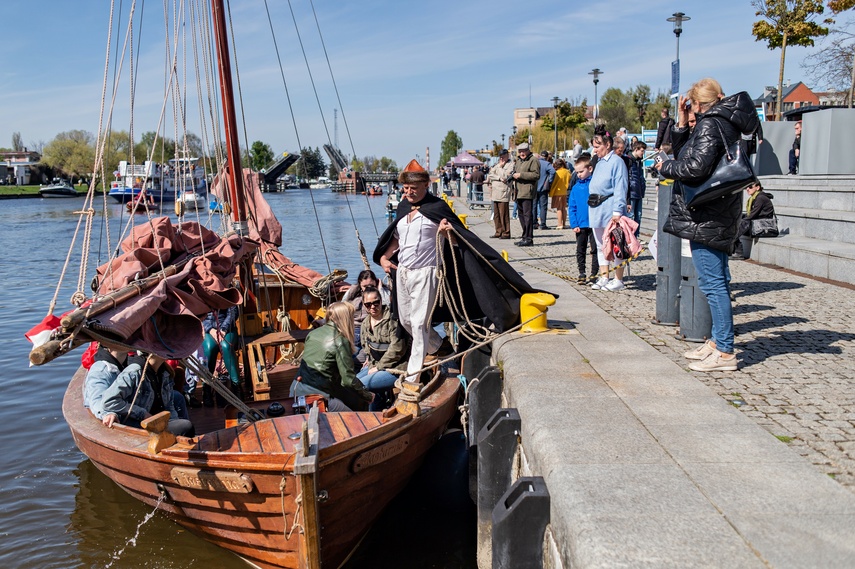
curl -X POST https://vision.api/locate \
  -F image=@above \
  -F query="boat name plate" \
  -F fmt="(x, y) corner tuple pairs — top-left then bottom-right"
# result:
(170, 467), (255, 493)
(352, 435), (410, 473)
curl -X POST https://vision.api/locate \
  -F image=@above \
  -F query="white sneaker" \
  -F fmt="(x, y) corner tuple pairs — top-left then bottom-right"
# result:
(603, 279), (626, 292)
(684, 340), (716, 360)
(688, 350), (738, 372)
(591, 276), (609, 290)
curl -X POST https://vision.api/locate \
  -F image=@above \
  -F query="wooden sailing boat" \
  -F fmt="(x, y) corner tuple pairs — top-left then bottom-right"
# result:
(28, 2), (461, 567)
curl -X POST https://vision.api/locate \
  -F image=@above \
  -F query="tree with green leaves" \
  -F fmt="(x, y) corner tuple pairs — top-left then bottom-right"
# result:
(41, 130), (96, 180)
(439, 130), (462, 167)
(249, 140), (275, 172)
(293, 147), (326, 179)
(752, 0), (832, 120)
(136, 131), (176, 163)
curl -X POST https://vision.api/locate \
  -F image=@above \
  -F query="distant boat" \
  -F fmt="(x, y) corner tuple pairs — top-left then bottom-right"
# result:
(108, 158), (208, 203)
(309, 176), (330, 189)
(39, 179), (80, 198)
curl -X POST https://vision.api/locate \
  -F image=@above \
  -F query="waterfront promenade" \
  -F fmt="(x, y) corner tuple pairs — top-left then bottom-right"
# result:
(452, 194), (855, 567)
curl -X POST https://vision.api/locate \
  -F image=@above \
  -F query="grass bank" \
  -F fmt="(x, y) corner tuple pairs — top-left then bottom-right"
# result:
(0, 184), (97, 197)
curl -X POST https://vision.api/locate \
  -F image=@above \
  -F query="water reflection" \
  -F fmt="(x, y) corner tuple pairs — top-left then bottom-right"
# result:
(69, 459), (246, 569)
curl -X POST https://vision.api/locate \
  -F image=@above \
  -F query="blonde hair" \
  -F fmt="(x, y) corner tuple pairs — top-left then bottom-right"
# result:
(325, 302), (356, 352)
(687, 78), (724, 112)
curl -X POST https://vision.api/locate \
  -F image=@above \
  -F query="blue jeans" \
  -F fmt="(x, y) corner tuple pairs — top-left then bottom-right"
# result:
(536, 190), (549, 227)
(630, 197), (643, 237)
(357, 368), (398, 411)
(690, 241), (734, 354)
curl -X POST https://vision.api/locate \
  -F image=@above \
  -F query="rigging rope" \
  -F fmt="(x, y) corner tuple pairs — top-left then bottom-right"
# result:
(260, 0), (332, 274)
(285, 0), (373, 266)
(307, 0), (380, 238)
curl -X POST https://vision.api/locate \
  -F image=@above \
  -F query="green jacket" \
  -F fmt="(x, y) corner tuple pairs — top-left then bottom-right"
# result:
(361, 307), (409, 373)
(293, 322), (372, 409)
(512, 153), (540, 199)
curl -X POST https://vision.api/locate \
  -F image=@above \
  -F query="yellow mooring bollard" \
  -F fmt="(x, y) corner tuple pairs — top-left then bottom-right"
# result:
(520, 292), (556, 333)
(457, 213), (468, 229)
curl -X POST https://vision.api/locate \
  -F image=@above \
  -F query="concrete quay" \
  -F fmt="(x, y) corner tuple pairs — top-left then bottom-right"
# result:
(451, 196), (855, 568)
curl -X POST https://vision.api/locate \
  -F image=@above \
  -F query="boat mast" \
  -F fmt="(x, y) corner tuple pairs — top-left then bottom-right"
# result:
(211, 0), (248, 233)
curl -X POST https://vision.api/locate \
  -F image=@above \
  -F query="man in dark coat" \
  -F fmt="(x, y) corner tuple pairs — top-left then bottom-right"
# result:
(374, 159), (544, 379)
(654, 107), (674, 151)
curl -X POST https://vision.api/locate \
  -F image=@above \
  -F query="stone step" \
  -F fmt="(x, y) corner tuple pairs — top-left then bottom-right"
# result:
(751, 235), (855, 284)
(775, 206), (855, 244)
(759, 175), (855, 211)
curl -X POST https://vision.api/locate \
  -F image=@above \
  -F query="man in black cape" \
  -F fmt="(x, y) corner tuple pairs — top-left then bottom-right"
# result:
(374, 159), (548, 379)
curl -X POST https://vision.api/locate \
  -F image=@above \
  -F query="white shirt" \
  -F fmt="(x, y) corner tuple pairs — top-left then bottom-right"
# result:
(396, 210), (439, 269)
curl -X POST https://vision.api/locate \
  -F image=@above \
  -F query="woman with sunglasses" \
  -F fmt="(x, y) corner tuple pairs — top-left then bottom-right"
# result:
(356, 286), (409, 411)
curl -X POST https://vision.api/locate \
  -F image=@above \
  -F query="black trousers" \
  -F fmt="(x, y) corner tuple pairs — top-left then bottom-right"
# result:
(516, 198), (533, 241)
(575, 227), (599, 276)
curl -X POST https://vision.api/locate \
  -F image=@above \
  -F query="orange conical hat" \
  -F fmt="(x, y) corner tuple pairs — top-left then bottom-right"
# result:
(402, 159), (426, 173)
(399, 158), (430, 184)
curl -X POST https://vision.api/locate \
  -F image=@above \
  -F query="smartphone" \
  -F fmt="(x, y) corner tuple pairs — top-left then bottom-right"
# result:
(653, 151), (669, 164)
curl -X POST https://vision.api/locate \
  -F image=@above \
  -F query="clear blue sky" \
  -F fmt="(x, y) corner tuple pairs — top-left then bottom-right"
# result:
(0, 0), (825, 169)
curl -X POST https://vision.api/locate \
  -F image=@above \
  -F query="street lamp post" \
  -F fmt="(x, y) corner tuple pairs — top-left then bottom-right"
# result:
(511, 126), (517, 155)
(666, 12), (690, 118)
(588, 68), (603, 124)
(501, 134), (505, 150)
(527, 114), (533, 145)
(551, 96), (560, 157)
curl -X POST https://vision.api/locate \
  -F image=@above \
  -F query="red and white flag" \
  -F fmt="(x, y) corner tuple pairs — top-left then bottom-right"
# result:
(25, 314), (62, 348)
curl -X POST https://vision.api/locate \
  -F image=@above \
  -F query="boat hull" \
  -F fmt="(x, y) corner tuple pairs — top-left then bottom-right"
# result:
(64, 367), (460, 568)
(39, 185), (80, 198)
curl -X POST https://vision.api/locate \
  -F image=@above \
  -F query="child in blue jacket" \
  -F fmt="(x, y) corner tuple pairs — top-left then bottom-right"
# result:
(568, 154), (600, 283)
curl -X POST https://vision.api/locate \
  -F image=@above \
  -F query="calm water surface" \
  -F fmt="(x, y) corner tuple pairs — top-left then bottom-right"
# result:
(0, 191), (474, 568)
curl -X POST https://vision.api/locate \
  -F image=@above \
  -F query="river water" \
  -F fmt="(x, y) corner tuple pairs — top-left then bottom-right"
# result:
(0, 190), (474, 569)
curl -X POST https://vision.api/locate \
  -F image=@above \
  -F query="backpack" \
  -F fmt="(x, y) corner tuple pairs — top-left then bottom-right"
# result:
(610, 226), (632, 260)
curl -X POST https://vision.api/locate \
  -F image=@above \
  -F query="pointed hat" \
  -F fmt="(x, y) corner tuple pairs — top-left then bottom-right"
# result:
(399, 158), (430, 184)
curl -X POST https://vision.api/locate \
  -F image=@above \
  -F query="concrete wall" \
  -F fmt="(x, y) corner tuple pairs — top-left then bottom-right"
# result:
(801, 108), (855, 175)
(754, 121), (792, 176)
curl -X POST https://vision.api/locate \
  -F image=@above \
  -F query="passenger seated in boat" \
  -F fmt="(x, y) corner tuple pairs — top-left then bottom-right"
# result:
(101, 353), (196, 437)
(342, 269), (391, 364)
(356, 286), (409, 411)
(291, 302), (374, 412)
(202, 306), (241, 406)
(83, 345), (130, 421)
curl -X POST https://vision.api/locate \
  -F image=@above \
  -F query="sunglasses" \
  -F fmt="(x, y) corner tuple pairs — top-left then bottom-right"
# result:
(364, 300), (381, 308)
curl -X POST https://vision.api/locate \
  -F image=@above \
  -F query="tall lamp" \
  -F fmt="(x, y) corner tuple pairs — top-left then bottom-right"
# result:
(551, 96), (560, 156)
(527, 114), (533, 145)
(589, 68), (603, 124)
(666, 12), (690, 118)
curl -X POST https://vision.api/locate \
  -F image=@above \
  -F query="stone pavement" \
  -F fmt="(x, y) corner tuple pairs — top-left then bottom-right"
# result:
(457, 197), (855, 493)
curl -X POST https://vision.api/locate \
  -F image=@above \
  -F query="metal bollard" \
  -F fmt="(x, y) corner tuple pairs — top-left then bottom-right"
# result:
(476, 408), (521, 569)
(653, 182), (681, 326)
(466, 365), (503, 501)
(492, 477), (550, 569)
(678, 239), (712, 343)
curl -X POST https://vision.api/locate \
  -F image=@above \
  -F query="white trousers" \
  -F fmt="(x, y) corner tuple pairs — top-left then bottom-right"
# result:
(397, 265), (443, 378)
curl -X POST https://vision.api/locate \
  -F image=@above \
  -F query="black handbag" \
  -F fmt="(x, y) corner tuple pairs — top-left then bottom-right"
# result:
(750, 216), (779, 238)
(587, 193), (610, 207)
(682, 120), (757, 207)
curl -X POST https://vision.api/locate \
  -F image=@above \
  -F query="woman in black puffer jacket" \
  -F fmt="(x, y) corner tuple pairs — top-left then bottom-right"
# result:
(657, 78), (760, 373)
